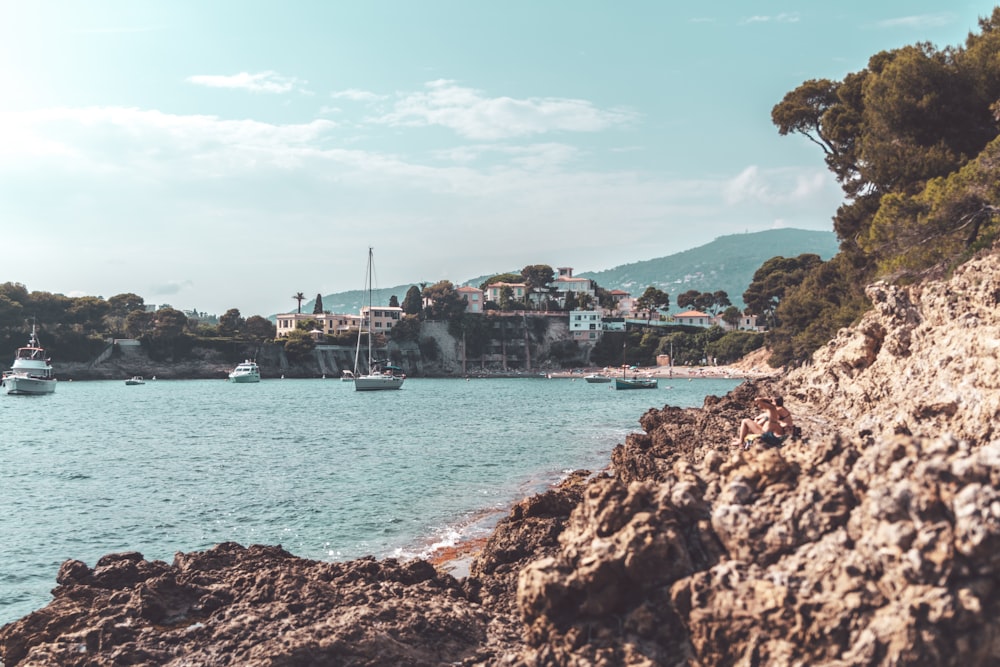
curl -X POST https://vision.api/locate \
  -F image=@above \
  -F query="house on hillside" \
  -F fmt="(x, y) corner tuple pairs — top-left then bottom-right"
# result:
(456, 286), (484, 313)
(670, 310), (763, 331)
(672, 310), (713, 327)
(483, 282), (526, 304)
(552, 268), (595, 305)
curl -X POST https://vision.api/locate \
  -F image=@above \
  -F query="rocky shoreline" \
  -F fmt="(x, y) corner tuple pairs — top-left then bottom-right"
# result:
(4, 247), (1000, 665)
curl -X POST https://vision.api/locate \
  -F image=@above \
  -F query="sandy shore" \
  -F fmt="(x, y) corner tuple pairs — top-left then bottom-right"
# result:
(545, 364), (779, 380)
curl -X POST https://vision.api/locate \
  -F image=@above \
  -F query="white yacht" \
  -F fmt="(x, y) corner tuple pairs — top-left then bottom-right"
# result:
(2, 324), (56, 395)
(228, 360), (261, 383)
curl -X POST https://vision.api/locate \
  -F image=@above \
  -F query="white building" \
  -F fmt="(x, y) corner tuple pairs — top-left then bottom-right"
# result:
(569, 309), (602, 341)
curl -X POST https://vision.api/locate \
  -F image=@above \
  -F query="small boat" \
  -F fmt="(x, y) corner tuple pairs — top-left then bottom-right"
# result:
(229, 360), (261, 383)
(341, 370), (355, 382)
(614, 362), (657, 390)
(125, 376), (145, 386)
(353, 248), (404, 392)
(584, 373), (612, 384)
(614, 376), (658, 390)
(2, 323), (56, 395)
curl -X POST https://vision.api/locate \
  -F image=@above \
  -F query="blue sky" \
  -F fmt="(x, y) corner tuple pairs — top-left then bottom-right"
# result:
(0, 1), (995, 317)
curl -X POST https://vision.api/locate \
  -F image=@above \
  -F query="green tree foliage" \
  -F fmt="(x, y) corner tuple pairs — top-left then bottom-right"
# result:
(125, 310), (155, 338)
(721, 306), (742, 328)
(521, 264), (554, 307)
(742, 254), (824, 329)
(282, 329), (315, 360)
(497, 286), (515, 311)
(422, 280), (467, 321)
(479, 273), (523, 290)
(313, 293), (324, 314)
(0, 294), (24, 325)
(402, 285), (423, 315)
(862, 135), (1000, 277)
(67, 297), (110, 332)
(244, 315), (276, 342)
(390, 314), (421, 342)
(31, 291), (73, 326)
(107, 293), (145, 319)
(292, 292), (305, 314)
(105, 293), (145, 336)
(675, 290), (728, 314)
(705, 331), (765, 364)
(388, 294), (399, 308)
(676, 290), (700, 310)
(577, 292), (595, 310)
(766, 254), (869, 366)
(218, 308), (244, 337)
(564, 291), (579, 311)
(521, 264), (554, 289)
(635, 286), (670, 321)
(152, 308), (188, 339)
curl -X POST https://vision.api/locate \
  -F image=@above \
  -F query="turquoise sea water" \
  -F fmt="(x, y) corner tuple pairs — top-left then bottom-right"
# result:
(0, 376), (741, 625)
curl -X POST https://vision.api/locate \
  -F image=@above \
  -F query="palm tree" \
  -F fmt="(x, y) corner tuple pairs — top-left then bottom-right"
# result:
(293, 292), (305, 314)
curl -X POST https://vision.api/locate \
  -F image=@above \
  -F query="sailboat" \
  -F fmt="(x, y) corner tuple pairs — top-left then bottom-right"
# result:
(353, 248), (405, 391)
(613, 334), (657, 390)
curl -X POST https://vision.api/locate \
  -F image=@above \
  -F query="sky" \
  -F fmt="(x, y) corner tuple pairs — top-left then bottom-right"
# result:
(1, 1), (997, 317)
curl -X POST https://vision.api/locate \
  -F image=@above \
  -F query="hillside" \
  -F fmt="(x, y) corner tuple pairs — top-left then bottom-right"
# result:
(578, 227), (838, 310)
(299, 228), (838, 316)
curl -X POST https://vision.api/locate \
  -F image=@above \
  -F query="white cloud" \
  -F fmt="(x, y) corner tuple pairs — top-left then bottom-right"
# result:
(723, 165), (833, 206)
(743, 13), (800, 24)
(187, 71), (308, 94)
(432, 142), (579, 170)
(874, 13), (952, 30)
(0, 107), (337, 173)
(331, 88), (388, 102)
(372, 79), (638, 140)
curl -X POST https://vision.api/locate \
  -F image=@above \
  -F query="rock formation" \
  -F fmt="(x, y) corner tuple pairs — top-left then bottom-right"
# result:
(5, 247), (1000, 665)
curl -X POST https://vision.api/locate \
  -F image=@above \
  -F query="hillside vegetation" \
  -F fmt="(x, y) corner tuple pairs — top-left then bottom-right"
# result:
(307, 228), (838, 316)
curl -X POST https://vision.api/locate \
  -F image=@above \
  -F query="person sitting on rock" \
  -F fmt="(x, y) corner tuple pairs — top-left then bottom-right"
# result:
(733, 396), (790, 449)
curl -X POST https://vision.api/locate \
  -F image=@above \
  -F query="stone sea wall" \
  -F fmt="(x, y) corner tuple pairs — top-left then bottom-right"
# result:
(5, 247), (1000, 665)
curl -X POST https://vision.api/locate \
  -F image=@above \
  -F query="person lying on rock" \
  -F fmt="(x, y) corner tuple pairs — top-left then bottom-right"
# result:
(733, 396), (792, 449)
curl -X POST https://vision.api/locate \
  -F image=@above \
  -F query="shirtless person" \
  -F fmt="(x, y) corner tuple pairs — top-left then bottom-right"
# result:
(733, 396), (790, 448)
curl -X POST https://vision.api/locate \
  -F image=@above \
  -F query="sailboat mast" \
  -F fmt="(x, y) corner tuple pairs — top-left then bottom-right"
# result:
(367, 247), (374, 370)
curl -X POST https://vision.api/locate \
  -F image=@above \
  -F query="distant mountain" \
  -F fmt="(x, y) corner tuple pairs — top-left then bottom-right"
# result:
(578, 228), (839, 311)
(294, 228), (838, 316)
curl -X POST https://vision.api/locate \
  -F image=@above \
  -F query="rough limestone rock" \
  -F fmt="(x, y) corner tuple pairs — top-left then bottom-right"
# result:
(7, 246), (1000, 666)
(0, 543), (502, 666)
(506, 246), (1000, 665)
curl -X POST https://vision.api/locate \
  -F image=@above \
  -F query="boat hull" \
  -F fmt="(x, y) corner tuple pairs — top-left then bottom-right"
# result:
(3, 375), (57, 395)
(229, 374), (260, 383)
(585, 375), (611, 383)
(614, 378), (658, 390)
(354, 375), (404, 391)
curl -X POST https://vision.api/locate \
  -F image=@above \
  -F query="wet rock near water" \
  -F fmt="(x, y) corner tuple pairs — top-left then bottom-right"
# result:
(1, 543), (505, 666)
(7, 246), (1000, 665)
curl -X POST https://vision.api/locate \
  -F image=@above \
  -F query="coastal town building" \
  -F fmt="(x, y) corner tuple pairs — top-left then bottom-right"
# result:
(551, 267), (595, 305)
(568, 310), (602, 341)
(456, 286), (484, 313)
(276, 312), (361, 338)
(483, 282), (526, 304)
(673, 310), (713, 327)
(361, 305), (402, 332)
